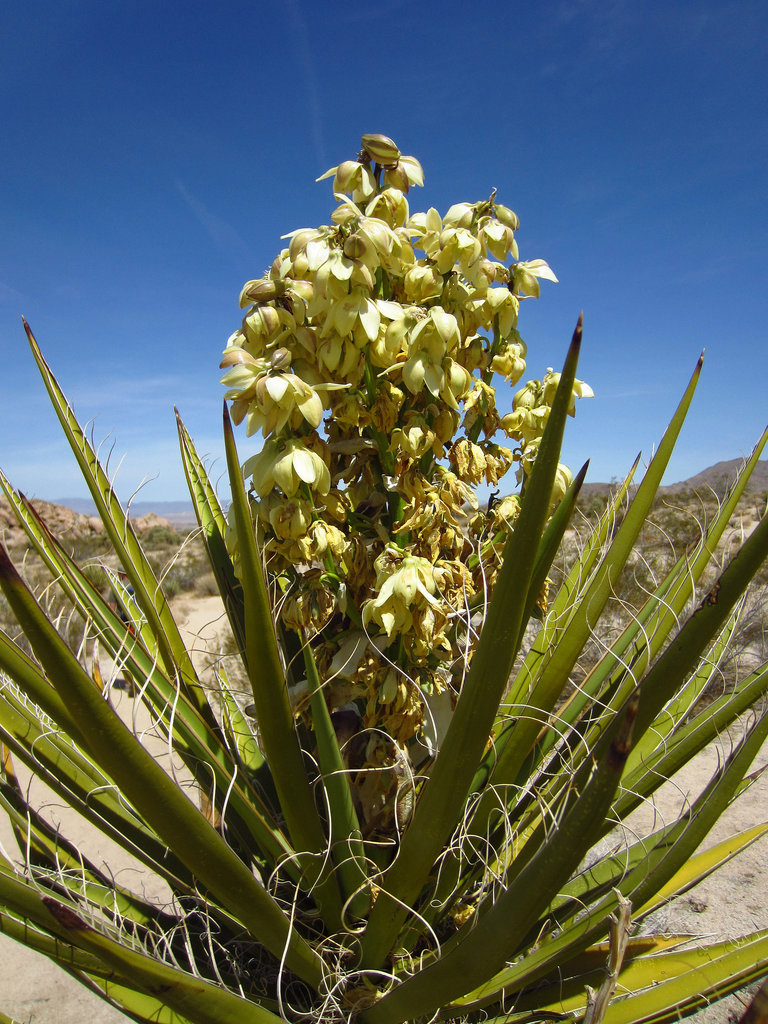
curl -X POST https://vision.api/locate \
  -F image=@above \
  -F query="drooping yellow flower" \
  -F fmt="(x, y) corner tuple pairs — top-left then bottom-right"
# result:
(257, 493), (313, 542)
(244, 438), (331, 498)
(541, 370), (595, 415)
(295, 520), (349, 564)
(484, 286), (519, 337)
(320, 288), (380, 345)
(365, 188), (409, 229)
(510, 258), (558, 298)
(402, 308), (461, 399)
(220, 346), (347, 438)
(491, 339), (527, 383)
(317, 160), (376, 203)
(478, 217), (517, 262)
(362, 552), (441, 638)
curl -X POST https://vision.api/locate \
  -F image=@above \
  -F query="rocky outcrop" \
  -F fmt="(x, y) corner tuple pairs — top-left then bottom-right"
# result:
(0, 497), (175, 549)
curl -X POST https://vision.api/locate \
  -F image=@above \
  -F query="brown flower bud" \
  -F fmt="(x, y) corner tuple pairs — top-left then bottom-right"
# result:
(361, 133), (401, 167)
(239, 279), (286, 308)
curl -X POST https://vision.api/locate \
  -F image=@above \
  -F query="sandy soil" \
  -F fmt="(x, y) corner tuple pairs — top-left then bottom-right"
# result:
(1, 597), (766, 1023)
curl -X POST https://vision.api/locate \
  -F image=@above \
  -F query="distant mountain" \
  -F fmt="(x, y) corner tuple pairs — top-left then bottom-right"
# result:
(0, 497), (183, 550)
(578, 458), (768, 502)
(52, 498), (197, 528)
(660, 458), (768, 497)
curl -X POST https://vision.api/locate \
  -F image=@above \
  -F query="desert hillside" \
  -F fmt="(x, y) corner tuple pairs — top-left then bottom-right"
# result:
(0, 495), (176, 549)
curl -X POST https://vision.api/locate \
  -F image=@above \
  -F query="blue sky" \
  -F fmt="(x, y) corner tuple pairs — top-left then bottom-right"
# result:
(1, 0), (766, 503)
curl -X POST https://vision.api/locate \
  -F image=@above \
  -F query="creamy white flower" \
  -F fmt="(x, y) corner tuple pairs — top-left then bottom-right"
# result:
(244, 438), (331, 498)
(511, 259), (558, 298)
(362, 553), (441, 637)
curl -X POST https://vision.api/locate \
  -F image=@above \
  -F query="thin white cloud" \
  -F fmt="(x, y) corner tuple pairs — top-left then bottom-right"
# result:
(175, 180), (252, 262)
(284, 0), (327, 170)
(0, 281), (24, 306)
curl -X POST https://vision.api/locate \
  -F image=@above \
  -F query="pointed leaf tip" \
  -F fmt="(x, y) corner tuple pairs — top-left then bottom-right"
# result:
(562, 314), (583, 367)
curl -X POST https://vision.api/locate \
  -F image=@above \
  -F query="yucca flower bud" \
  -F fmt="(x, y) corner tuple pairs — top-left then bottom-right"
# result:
(270, 347), (292, 371)
(239, 278), (286, 308)
(494, 203), (520, 230)
(513, 379), (542, 412)
(431, 405), (460, 445)
(361, 133), (400, 167)
(343, 231), (375, 264)
(242, 304), (282, 349)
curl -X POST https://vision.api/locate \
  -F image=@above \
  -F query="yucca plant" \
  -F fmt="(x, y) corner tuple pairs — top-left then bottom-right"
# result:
(1, 133), (768, 1024)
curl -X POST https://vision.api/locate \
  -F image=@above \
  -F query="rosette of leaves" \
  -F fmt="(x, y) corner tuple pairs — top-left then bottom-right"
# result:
(0, 135), (767, 1024)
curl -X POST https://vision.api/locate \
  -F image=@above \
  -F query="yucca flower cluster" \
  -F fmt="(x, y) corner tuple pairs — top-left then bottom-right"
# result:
(221, 134), (591, 798)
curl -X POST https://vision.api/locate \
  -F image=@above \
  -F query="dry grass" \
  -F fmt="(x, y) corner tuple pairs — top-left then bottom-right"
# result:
(556, 487), (768, 698)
